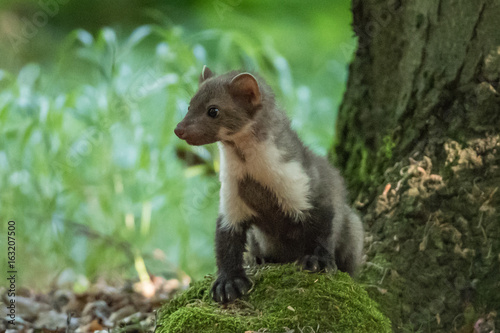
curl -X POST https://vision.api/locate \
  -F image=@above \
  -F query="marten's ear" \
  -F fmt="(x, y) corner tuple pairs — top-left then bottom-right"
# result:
(199, 65), (214, 85)
(229, 73), (261, 107)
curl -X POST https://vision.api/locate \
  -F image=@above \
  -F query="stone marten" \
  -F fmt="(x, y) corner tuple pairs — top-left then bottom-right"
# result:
(174, 66), (363, 304)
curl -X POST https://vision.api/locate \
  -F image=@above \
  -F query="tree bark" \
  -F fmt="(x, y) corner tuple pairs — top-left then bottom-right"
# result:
(333, 0), (500, 331)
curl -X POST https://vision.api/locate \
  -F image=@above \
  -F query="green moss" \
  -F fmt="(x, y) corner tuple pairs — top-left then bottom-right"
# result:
(358, 255), (404, 330)
(156, 264), (391, 333)
(381, 135), (396, 160)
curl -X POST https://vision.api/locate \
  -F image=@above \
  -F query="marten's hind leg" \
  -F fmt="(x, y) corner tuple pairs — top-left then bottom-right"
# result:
(298, 243), (337, 273)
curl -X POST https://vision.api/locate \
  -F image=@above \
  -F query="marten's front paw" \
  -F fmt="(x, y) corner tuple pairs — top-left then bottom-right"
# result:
(211, 273), (251, 304)
(299, 255), (337, 273)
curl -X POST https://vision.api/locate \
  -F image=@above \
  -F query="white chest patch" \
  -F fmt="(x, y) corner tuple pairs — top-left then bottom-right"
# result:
(218, 134), (312, 229)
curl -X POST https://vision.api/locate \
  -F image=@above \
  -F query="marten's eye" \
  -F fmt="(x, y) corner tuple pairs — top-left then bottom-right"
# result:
(207, 107), (219, 118)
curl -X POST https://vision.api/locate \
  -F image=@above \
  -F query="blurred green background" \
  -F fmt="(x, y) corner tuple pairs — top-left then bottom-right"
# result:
(0, 0), (355, 290)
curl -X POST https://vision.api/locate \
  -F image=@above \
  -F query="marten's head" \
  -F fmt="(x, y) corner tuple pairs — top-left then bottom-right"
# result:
(174, 66), (263, 146)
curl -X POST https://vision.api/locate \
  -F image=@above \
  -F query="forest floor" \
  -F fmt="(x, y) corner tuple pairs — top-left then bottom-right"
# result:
(1, 273), (186, 333)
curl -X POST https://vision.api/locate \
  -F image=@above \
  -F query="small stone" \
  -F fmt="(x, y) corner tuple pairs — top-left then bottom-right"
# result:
(82, 300), (110, 317)
(109, 305), (136, 324)
(14, 296), (52, 321)
(121, 312), (145, 324)
(34, 310), (79, 330)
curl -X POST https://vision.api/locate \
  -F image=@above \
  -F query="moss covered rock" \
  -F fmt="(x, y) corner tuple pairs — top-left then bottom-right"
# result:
(156, 264), (390, 333)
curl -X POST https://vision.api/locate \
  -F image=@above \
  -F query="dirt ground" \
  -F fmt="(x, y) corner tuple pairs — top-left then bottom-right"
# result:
(1, 272), (186, 333)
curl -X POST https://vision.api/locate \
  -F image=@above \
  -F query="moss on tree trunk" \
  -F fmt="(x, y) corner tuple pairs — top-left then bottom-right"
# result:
(333, 0), (500, 331)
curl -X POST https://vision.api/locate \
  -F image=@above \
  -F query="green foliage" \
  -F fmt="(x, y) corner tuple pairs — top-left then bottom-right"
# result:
(0, 25), (221, 288)
(157, 264), (391, 333)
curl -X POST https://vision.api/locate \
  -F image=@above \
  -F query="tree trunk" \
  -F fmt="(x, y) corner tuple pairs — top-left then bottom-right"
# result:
(333, 0), (500, 331)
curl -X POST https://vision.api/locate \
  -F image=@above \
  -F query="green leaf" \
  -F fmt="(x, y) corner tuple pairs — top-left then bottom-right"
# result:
(101, 27), (117, 47)
(76, 29), (94, 46)
(17, 64), (41, 88)
(124, 25), (153, 51)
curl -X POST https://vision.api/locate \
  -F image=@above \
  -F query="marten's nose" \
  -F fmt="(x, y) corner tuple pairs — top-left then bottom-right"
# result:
(174, 124), (185, 138)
